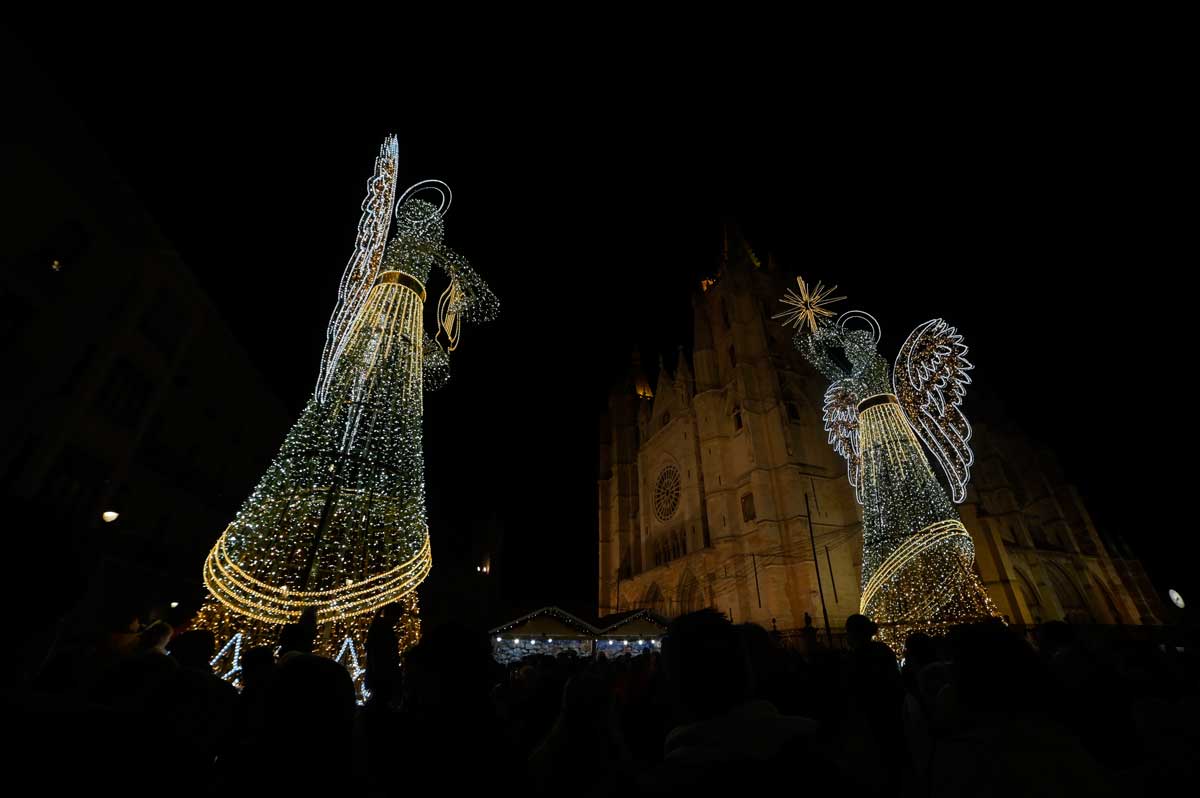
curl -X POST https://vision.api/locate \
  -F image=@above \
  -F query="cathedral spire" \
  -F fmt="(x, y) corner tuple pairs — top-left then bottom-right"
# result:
(674, 345), (694, 399)
(629, 348), (653, 400)
(692, 288), (718, 391)
(654, 353), (674, 398)
(675, 345), (693, 383)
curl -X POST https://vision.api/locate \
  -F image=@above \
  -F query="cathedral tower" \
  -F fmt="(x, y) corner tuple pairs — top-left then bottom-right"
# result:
(597, 232), (1159, 634)
(597, 232), (863, 629)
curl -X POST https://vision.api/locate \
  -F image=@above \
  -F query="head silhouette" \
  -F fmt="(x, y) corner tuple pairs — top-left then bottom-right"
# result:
(661, 609), (751, 722)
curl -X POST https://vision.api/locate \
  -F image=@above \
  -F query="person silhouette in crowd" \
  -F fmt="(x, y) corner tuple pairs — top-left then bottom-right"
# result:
(927, 620), (1114, 797)
(529, 671), (632, 794)
(839, 613), (906, 792)
(387, 624), (515, 791)
(277, 606), (318, 659)
(638, 609), (827, 794)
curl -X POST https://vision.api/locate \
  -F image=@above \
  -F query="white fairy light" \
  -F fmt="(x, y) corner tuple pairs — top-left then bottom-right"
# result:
(894, 319), (975, 503)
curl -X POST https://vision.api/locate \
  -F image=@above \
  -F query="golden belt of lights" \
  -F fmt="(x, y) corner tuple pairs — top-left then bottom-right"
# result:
(203, 526), (432, 625)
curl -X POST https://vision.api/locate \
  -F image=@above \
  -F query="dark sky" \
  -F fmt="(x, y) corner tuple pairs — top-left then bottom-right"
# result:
(9, 25), (1192, 615)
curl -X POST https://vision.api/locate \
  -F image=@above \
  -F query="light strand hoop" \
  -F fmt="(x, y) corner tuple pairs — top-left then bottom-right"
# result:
(204, 527), (431, 624)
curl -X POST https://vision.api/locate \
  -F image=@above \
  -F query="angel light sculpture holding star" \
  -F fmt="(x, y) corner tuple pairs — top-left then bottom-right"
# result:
(777, 277), (1000, 650)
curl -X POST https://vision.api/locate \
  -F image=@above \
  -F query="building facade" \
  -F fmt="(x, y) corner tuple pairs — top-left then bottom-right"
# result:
(3, 74), (290, 643)
(597, 235), (1162, 632)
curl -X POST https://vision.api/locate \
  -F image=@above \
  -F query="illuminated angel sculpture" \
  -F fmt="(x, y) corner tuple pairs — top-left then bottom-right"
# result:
(195, 136), (497, 684)
(776, 277), (998, 649)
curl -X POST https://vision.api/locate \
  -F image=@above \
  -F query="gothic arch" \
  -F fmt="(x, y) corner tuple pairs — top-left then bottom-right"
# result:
(677, 569), (705, 616)
(641, 583), (665, 615)
(1094, 577), (1125, 624)
(1045, 561), (1094, 624)
(1014, 567), (1044, 623)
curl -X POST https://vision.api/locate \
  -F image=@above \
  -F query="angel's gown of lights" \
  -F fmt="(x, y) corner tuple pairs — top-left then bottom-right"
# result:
(800, 325), (998, 650)
(193, 202), (465, 680)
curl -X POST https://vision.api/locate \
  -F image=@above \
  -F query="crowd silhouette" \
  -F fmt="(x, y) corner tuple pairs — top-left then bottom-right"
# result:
(6, 601), (1198, 797)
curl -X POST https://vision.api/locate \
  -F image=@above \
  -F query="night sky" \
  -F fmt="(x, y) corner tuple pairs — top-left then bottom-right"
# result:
(10, 26), (1192, 617)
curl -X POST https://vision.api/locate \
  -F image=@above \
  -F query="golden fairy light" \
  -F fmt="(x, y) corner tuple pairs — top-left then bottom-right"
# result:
(772, 275), (847, 334)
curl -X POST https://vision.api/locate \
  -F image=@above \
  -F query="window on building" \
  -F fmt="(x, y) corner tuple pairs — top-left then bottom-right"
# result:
(786, 402), (802, 423)
(728, 345), (736, 369)
(37, 443), (109, 525)
(703, 523), (711, 548)
(33, 218), (91, 278)
(1046, 562), (1094, 624)
(96, 359), (154, 430)
(139, 298), (187, 356)
(732, 405), (743, 431)
(661, 410), (671, 427)
(1028, 519), (1061, 550)
(1017, 570), (1043, 623)
(1, 286), (36, 342)
(741, 492), (757, 523)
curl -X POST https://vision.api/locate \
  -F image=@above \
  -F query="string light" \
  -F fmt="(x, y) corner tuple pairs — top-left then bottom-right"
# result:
(773, 276), (847, 333)
(210, 632), (243, 682)
(782, 278), (999, 652)
(894, 318), (975, 503)
(193, 136), (496, 678)
(486, 608), (666, 664)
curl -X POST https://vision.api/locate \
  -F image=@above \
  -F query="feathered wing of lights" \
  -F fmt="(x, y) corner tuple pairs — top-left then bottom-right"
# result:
(316, 135), (399, 404)
(780, 291), (998, 652)
(194, 139), (497, 692)
(822, 379), (864, 499)
(893, 318), (975, 503)
(772, 275), (847, 334)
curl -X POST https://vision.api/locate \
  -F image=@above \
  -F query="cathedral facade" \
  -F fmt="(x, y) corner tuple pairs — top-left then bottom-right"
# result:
(597, 238), (1162, 633)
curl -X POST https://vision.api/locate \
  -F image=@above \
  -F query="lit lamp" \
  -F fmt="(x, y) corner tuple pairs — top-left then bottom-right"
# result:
(101, 511), (119, 523)
(1169, 589), (1185, 609)
(170, 602), (180, 609)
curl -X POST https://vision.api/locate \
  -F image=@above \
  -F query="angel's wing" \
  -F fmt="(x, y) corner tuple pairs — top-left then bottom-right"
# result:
(893, 318), (974, 502)
(823, 378), (863, 500)
(316, 136), (399, 402)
